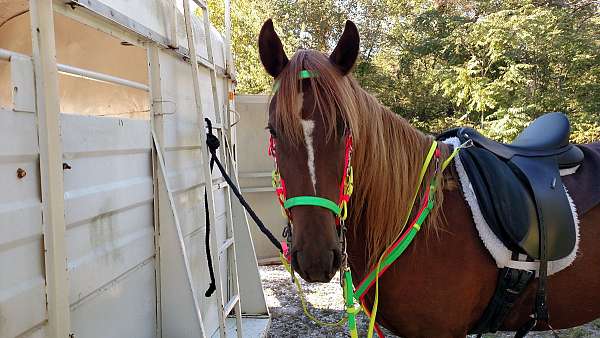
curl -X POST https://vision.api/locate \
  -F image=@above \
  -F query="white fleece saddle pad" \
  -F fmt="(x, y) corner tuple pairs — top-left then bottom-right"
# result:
(443, 137), (580, 276)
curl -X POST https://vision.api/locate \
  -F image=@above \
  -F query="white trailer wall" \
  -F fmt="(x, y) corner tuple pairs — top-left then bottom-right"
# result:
(62, 115), (156, 338)
(154, 49), (229, 336)
(0, 105), (47, 338)
(0, 1), (268, 337)
(236, 95), (287, 263)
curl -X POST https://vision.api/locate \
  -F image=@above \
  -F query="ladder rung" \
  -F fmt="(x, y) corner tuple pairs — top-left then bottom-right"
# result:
(192, 0), (207, 9)
(223, 294), (240, 317)
(198, 58), (215, 71)
(219, 237), (234, 254)
(176, 46), (215, 71)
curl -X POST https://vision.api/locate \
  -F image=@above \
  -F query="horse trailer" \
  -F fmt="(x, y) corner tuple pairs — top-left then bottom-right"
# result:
(0, 1), (269, 337)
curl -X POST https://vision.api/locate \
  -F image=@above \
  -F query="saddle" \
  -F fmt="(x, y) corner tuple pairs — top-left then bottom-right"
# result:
(439, 112), (583, 260)
(438, 112), (585, 335)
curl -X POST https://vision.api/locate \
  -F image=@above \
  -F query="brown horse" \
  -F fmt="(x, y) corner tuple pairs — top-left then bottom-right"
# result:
(258, 19), (600, 337)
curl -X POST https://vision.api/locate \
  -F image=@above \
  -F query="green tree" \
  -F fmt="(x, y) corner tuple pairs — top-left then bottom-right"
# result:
(208, 0), (600, 142)
(208, 0), (274, 93)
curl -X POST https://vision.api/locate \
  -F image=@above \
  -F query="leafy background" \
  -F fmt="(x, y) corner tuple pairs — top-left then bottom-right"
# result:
(208, 0), (600, 142)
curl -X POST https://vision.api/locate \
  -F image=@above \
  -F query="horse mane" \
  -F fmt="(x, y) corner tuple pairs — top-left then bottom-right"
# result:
(273, 50), (446, 267)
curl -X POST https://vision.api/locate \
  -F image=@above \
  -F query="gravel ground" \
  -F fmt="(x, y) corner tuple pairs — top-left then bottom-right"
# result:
(260, 265), (600, 338)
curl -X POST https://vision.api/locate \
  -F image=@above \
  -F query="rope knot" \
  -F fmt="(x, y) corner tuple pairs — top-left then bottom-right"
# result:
(204, 117), (220, 154)
(206, 133), (220, 153)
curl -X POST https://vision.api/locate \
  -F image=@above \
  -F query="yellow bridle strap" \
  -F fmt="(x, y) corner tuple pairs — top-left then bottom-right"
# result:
(366, 256), (382, 338)
(364, 139), (472, 338)
(397, 141), (439, 236)
(365, 141), (439, 338)
(441, 139), (472, 171)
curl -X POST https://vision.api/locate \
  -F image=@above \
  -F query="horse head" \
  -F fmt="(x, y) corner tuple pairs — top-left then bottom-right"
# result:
(258, 19), (360, 282)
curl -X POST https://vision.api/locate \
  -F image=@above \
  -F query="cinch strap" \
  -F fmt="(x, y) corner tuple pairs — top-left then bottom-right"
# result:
(284, 196), (341, 216)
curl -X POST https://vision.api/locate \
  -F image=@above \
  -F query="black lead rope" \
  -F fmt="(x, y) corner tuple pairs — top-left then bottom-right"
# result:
(204, 124), (218, 297)
(204, 187), (217, 297)
(203, 118), (283, 298)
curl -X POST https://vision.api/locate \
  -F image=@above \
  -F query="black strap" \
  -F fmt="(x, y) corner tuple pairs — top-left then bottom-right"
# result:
(470, 267), (534, 335)
(514, 157), (553, 336)
(203, 118), (283, 298)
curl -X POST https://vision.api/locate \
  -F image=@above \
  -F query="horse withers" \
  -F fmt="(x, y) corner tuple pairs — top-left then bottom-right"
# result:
(258, 19), (600, 337)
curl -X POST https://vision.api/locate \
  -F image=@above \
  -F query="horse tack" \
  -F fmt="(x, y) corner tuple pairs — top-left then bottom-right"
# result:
(270, 131), (354, 262)
(269, 132), (354, 224)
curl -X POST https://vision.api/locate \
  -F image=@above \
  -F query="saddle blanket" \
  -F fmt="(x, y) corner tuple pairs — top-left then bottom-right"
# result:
(562, 142), (600, 215)
(443, 137), (580, 276)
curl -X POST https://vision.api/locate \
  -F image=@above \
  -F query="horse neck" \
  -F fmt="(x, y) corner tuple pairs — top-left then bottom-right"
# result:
(346, 98), (434, 270)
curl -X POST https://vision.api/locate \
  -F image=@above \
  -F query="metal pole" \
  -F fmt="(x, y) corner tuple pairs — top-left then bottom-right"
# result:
(0, 48), (29, 61)
(29, 0), (71, 336)
(57, 63), (149, 91)
(0, 48), (149, 91)
(0, 48), (13, 61)
(223, 0), (235, 79)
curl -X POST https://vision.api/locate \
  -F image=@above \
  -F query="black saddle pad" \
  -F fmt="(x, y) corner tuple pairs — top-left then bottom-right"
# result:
(459, 147), (539, 256)
(563, 143), (600, 215)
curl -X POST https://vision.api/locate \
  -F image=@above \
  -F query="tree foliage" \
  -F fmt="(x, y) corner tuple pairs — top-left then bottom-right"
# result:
(211, 0), (600, 142)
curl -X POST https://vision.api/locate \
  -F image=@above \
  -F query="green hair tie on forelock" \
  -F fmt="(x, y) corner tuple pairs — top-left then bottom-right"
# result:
(272, 70), (319, 92)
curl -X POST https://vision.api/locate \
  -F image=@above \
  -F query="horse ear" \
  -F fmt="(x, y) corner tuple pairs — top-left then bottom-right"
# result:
(258, 19), (289, 78)
(329, 20), (360, 75)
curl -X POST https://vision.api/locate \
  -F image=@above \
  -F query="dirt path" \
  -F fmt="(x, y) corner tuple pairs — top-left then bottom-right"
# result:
(260, 265), (600, 337)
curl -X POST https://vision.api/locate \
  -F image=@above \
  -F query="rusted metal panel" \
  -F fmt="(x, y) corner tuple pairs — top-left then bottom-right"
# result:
(61, 114), (156, 337)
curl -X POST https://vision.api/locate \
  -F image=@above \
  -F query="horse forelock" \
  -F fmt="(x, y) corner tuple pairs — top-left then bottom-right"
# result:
(271, 49), (447, 269)
(272, 50), (357, 145)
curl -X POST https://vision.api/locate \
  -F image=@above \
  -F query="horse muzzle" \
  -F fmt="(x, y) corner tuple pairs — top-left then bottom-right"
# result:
(291, 246), (342, 283)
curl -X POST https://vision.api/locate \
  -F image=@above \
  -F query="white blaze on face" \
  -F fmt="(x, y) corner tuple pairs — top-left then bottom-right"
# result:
(301, 119), (317, 193)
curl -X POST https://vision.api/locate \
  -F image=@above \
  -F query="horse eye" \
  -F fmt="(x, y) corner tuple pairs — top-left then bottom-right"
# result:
(266, 125), (277, 137)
